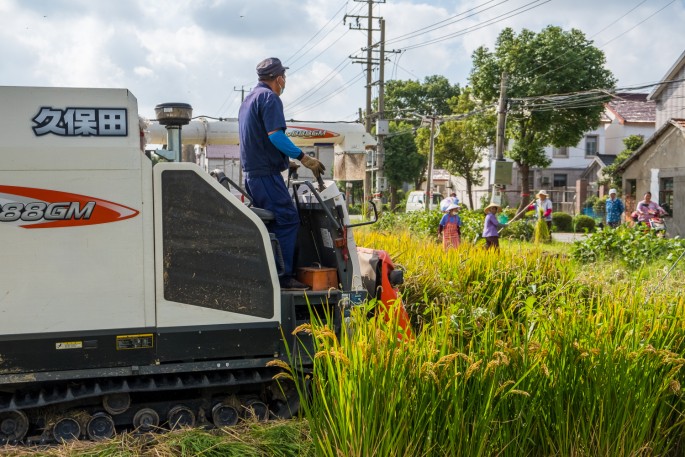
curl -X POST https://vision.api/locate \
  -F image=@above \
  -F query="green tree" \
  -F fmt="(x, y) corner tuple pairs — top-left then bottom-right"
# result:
(382, 75), (460, 117)
(470, 26), (616, 210)
(415, 88), (494, 208)
(383, 122), (425, 209)
(376, 76), (461, 196)
(600, 134), (644, 190)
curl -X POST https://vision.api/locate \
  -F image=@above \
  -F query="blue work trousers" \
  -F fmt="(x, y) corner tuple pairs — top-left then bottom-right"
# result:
(245, 173), (299, 277)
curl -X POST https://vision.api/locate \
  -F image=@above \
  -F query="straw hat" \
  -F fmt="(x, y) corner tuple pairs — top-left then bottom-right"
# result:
(445, 203), (460, 212)
(537, 189), (549, 197)
(484, 202), (501, 213)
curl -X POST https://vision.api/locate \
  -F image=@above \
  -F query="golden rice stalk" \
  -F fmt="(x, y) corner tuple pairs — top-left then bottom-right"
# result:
(527, 342), (541, 354)
(465, 360), (483, 381)
(484, 360), (500, 377)
(456, 352), (471, 362)
(541, 363), (550, 378)
(292, 323), (313, 335)
(266, 359), (291, 370)
(436, 353), (459, 366)
(492, 351), (510, 366)
(315, 349), (350, 366)
(509, 389), (531, 397)
(420, 362), (439, 383)
(670, 380), (681, 395)
(272, 372), (294, 381)
(495, 380), (516, 397)
(312, 327), (338, 343)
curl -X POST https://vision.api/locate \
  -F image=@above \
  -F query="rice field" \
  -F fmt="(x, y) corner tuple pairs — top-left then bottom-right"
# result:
(6, 230), (685, 456)
(295, 231), (685, 457)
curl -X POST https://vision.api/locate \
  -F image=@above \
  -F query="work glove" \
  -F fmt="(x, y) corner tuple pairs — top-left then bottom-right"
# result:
(543, 209), (552, 217)
(288, 161), (300, 173)
(300, 154), (326, 176)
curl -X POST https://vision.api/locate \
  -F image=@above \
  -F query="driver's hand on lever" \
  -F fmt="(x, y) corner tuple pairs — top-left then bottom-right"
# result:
(300, 154), (325, 176)
(287, 160), (300, 179)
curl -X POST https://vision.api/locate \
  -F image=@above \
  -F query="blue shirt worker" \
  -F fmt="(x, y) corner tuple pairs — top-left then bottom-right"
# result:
(238, 57), (325, 290)
(605, 188), (625, 228)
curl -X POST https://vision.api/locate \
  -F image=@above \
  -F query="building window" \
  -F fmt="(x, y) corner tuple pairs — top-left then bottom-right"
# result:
(660, 177), (673, 215)
(553, 174), (568, 188)
(552, 146), (568, 158)
(585, 135), (598, 156)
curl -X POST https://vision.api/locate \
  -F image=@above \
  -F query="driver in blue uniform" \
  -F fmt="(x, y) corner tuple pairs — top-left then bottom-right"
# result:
(238, 57), (325, 290)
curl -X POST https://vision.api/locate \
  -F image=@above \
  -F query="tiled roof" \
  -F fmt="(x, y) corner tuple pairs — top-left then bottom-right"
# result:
(596, 154), (617, 166)
(605, 93), (655, 124)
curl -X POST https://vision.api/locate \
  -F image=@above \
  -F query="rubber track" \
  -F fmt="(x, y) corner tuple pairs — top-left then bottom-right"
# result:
(0, 367), (277, 413)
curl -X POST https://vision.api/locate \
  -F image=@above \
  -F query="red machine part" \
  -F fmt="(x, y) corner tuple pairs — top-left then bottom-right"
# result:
(357, 247), (412, 339)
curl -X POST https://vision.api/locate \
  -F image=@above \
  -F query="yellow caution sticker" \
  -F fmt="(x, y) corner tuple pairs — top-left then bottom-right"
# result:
(56, 341), (83, 350)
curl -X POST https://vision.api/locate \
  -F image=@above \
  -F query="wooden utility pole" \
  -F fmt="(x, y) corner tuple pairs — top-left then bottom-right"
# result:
(425, 114), (437, 212)
(495, 72), (508, 161)
(491, 72), (509, 207)
(233, 86), (249, 103)
(346, 0), (385, 213)
(376, 19), (386, 197)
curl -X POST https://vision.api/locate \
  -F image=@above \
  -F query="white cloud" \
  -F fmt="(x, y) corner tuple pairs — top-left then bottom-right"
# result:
(1, 0), (683, 121)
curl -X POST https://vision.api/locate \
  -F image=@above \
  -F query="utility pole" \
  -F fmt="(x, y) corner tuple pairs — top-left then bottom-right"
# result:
(346, 0), (385, 132)
(346, 0), (385, 214)
(233, 86), (249, 103)
(375, 18), (386, 199)
(425, 114), (437, 212)
(492, 72), (509, 207)
(495, 72), (508, 161)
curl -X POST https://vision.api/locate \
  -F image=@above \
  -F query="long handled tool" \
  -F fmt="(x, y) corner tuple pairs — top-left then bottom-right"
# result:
(497, 198), (537, 234)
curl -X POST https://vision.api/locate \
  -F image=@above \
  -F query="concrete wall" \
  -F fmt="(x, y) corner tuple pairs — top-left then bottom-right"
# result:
(655, 64), (685, 130)
(603, 123), (655, 156)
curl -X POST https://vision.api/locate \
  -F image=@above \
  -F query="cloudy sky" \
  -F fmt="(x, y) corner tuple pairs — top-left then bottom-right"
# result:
(2, 0), (683, 122)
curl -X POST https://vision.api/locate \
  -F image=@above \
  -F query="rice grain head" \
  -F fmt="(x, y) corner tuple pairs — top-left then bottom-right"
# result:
(465, 360), (483, 381)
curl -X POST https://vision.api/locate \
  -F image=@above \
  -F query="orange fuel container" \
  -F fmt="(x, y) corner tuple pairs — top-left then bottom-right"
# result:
(296, 266), (339, 291)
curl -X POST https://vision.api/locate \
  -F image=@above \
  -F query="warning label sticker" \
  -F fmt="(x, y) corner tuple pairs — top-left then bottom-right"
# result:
(116, 334), (154, 350)
(56, 341), (83, 350)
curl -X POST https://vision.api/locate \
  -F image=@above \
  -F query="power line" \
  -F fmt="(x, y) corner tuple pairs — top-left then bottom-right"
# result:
(289, 29), (352, 75)
(385, 0), (510, 45)
(285, 0), (350, 65)
(399, 0), (550, 52)
(287, 71), (367, 117)
(288, 58), (351, 106)
(521, 0), (650, 78)
(532, 0), (677, 82)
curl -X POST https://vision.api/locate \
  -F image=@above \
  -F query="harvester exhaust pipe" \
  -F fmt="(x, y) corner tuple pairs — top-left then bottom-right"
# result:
(154, 102), (193, 162)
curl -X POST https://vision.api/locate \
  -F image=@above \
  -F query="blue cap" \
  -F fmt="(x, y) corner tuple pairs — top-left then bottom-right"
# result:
(256, 57), (288, 78)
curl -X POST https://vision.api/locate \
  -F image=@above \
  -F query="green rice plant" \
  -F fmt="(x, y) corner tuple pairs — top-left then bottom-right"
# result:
(298, 231), (685, 456)
(534, 210), (551, 244)
(571, 225), (685, 269)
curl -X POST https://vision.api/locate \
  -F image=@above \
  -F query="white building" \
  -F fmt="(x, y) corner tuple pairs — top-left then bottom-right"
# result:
(507, 93), (655, 212)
